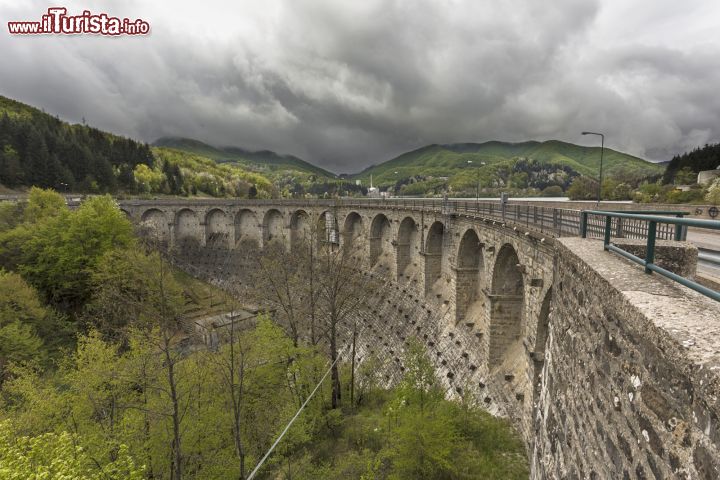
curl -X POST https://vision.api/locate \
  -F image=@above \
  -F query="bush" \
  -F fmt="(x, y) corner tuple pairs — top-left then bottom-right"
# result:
(541, 185), (564, 197)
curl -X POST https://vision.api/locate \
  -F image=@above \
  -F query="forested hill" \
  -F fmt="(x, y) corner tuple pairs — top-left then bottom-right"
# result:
(354, 140), (664, 191)
(154, 136), (335, 178)
(0, 95), (153, 192)
(0, 96), (274, 198)
(662, 143), (720, 184)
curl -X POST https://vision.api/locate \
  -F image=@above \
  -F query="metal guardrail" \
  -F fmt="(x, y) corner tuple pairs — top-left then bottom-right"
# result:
(581, 210), (720, 302)
(117, 197), (695, 241)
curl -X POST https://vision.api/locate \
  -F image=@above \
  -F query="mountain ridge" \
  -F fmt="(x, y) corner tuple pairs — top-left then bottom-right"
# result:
(153, 136), (335, 178)
(352, 139), (663, 192)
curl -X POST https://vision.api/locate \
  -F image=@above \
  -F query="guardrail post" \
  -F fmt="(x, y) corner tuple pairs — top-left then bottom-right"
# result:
(580, 211), (588, 238)
(646, 221), (657, 273)
(603, 215), (612, 249)
(674, 214), (684, 241)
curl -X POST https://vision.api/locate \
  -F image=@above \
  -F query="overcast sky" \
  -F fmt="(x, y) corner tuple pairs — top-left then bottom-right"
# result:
(2, 0), (719, 173)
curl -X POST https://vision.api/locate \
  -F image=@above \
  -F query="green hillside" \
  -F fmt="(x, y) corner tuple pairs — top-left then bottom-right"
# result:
(0, 95), (274, 198)
(355, 140), (664, 196)
(154, 136), (335, 178)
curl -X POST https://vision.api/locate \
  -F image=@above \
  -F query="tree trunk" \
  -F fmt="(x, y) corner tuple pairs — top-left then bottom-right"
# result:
(350, 325), (357, 407)
(165, 336), (182, 480)
(330, 317), (340, 409)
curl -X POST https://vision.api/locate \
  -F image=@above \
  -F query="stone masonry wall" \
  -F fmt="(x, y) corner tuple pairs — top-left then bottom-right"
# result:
(534, 238), (720, 479)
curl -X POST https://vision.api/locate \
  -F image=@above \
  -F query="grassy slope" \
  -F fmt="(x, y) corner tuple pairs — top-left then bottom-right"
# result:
(355, 140), (664, 187)
(154, 136), (335, 178)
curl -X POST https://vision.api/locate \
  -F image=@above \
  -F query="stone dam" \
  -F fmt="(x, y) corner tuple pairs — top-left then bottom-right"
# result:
(119, 198), (720, 480)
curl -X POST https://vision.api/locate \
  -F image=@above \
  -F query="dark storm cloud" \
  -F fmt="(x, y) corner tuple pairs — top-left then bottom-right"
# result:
(2, 0), (719, 172)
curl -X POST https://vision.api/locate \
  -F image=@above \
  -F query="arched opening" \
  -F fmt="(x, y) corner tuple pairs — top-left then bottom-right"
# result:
(235, 209), (259, 248)
(316, 211), (339, 249)
(489, 244), (525, 366)
(455, 229), (484, 325)
(396, 217), (418, 281)
(205, 208), (230, 248)
(369, 214), (392, 268)
(120, 209), (131, 218)
(424, 221), (444, 294)
(263, 209), (285, 247)
(342, 212), (363, 247)
(290, 210), (311, 250)
(140, 209), (169, 244)
(175, 208), (200, 245)
(533, 287), (553, 399)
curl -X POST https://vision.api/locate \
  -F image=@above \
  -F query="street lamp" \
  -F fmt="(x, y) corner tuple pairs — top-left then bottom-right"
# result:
(467, 160), (485, 202)
(581, 131), (604, 205)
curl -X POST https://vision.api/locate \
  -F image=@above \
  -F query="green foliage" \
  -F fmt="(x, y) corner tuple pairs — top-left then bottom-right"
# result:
(541, 185), (564, 197)
(0, 96), (278, 198)
(0, 420), (144, 480)
(672, 167), (697, 185)
(0, 271), (54, 378)
(566, 176), (599, 200)
(17, 195), (135, 311)
(84, 246), (185, 337)
(0, 96), (152, 192)
(356, 141), (662, 196)
(152, 147), (274, 198)
(155, 136), (335, 178)
(706, 178), (720, 205)
(276, 339), (528, 480)
(662, 142), (720, 184)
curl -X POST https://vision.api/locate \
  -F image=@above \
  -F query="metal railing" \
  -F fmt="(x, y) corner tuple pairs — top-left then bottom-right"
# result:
(119, 197), (695, 240)
(581, 210), (720, 302)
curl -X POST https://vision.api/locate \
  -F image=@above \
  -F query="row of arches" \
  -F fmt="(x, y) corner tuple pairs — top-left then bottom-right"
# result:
(138, 205), (551, 373)
(141, 207), (342, 249)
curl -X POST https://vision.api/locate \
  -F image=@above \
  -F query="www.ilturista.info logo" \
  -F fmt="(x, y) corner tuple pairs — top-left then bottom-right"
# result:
(8, 7), (150, 35)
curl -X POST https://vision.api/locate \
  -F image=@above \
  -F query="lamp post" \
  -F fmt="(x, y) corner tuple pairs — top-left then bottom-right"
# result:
(581, 131), (605, 205)
(467, 160), (485, 202)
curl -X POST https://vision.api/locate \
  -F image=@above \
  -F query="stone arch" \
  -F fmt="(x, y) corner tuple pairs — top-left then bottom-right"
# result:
(120, 208), (131, 218)
(235, 209), (260, 247)
(263, 209), (285, 246)
(455, 229), (484, 325)
(396, 217), (419, 281)
(424, 221), (444, 294)
(290, 210), (311, 250)
(369, 213), (392, 268)
(489, 243), (525, 366)
(316, 210), (339, 249)
(342, 212), (363, 247)
(533, 287), (553, 399)
(175, 208), (201, 244)
(140, 208), (169, 243)
(205, 208), (231, 248)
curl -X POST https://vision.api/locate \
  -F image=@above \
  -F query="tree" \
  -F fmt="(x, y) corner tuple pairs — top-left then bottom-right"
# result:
(541, 185), (563, 197)
(673, 167), (697, 185)
(18, 194), (135, 312)
(0, 421), (144, 480)
(566, 176), (599, 200)
(706, 177), (720, 205)
(84, 247), (173, 340)
(252, 224), (376, 409)
(0, 271), (54, 379)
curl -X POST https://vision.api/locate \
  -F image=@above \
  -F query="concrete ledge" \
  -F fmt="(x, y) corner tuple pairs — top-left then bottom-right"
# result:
(612, 238), (698, 278)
